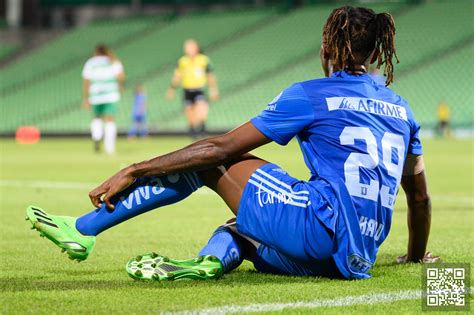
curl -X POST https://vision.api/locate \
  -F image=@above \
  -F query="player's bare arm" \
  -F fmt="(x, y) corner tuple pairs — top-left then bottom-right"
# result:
(166, 70), (181, 100)
(207, 73), (219, 101)
(398, 155), (440, 264)
(88, 122), (270, 209)
(117, 70), (125, 93)
(82, 79), (90, 108)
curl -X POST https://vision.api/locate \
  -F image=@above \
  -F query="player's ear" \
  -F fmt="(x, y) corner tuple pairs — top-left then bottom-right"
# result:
(370, 48), (379, 64)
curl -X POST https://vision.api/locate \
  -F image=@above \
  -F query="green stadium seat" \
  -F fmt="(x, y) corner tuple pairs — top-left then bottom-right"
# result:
(1, 1), (472, 133)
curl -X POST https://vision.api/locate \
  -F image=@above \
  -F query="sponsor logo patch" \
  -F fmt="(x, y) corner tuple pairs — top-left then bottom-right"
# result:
(326, 97), (407, 121)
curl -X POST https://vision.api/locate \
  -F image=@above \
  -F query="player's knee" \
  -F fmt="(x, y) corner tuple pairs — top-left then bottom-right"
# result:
(197, 167), (225, 189)
(413, 192), (431, 205)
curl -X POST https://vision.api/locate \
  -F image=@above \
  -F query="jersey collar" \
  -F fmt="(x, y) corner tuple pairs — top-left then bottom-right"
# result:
(331, 70), (374, 83)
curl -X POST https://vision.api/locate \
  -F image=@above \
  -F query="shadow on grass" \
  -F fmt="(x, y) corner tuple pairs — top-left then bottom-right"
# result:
(1, 270), (342, 292)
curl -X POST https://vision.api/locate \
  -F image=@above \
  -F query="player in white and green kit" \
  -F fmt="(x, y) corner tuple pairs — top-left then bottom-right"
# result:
(82, 44), (125, 154)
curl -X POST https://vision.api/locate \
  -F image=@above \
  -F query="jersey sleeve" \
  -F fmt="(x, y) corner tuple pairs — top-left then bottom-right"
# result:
(113, 61), (124, 75)
(407, 107), (423, 155)
(174, 58), (182, 76)
(250, 83), (314, 145)
(205, 57), (213, 73)
(82, 61), (92, 80)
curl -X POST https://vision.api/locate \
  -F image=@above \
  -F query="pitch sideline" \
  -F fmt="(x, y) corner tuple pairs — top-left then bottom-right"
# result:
(165, 287), (474, 314)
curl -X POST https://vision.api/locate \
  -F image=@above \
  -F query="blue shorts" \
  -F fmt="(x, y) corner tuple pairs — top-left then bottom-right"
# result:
(236, 163), (342, 278)
(133, 115), (146, 123)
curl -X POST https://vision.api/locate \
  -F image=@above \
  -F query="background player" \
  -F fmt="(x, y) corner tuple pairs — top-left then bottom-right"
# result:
(82, 44), (125, 154)
(128, 83), (148, 139)
(27, 6), (439, 280)
(436, 100), (451, 138)
(166, 39), (219, 139)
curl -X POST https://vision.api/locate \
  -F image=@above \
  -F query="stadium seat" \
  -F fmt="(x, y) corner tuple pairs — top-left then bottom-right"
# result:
(1, 1), (472, 133)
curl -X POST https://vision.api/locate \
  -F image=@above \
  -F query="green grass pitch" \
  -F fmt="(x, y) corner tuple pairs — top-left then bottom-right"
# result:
(1, 137), (472, 314)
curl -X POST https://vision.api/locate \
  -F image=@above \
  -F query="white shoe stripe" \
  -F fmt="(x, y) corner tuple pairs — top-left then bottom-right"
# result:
(255, 169), (309, 195)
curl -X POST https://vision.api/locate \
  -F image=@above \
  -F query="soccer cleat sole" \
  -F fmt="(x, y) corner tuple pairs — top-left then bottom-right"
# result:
(126, 253), (223, 281)
(25, 208), (86, 262)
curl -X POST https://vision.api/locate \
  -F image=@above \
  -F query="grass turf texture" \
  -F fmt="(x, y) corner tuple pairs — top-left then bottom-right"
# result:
(0, 137), (472, 314)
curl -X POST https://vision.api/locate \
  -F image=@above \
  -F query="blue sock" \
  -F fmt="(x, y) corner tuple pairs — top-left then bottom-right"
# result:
(198, 226), (244, 273)
(76, 172), (202, 236)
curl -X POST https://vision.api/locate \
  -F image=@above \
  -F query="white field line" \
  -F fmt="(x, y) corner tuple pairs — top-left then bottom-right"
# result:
(0, 179), (472, 203)
(165, 287), (474, 315)
(0, 179), (94, 190)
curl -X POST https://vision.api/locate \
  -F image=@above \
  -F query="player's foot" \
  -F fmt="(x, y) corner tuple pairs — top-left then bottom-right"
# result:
(25, 206), (96, 261)
(126, 252), (223, 281)
(94, 140), (101, 153)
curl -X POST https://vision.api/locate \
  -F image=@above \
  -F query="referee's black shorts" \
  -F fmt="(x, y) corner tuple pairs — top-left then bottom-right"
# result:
(183, 89), (206, 106)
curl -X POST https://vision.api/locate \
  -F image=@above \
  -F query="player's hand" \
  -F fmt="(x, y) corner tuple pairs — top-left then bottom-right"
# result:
(82, 100), (90, 110)
(89, 167), (136, 210)
(166, 88), (175, 101)
(210, 89), (219, 102)
(396, 252), (441, 264)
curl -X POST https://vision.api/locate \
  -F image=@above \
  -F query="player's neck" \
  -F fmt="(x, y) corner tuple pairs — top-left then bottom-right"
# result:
(344, 64), (368, 75)
(329, 62), (368, 77)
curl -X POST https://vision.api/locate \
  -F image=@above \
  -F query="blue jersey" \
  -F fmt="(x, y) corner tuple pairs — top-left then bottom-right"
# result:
(132, 92), (147, 118)
(251, 71), (422, 279)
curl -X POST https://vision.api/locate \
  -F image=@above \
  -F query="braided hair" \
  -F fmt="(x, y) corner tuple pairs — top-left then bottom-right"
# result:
(322, 6), (399, 86)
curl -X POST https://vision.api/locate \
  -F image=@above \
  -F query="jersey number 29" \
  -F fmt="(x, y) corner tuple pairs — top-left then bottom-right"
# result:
(340, 127), (405, 210)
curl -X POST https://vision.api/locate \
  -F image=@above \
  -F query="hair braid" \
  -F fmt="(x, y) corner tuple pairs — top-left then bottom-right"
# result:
(374, 13), (399, 85)
(322, 6), (399, 86)
(322, 6), (355, 71)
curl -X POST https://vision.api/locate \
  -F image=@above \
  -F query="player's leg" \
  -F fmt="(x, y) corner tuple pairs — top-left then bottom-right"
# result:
(126, 219), (252, 281)
(137, 116), (148, 138)
(102, 103), (117, 155)
(25, 168), (206, 261)
(128, 116), (139, 139)
(194, 97), (209, 138)
(185, 105), (198, 139)
(184, 91), (198, 139)
(90, 105), (104, 153)
(192, 218), (340, 278)
(204, 163), (339, 274)
(252, 244), (341, 278)
(75, 155), (265, 235)
(125, 160), (340, 281)
(26, 155), (265, 261)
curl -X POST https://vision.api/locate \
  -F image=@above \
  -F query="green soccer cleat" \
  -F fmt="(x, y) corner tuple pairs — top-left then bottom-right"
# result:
(126, 252), (223, 281)
(25, 206), (95, 261)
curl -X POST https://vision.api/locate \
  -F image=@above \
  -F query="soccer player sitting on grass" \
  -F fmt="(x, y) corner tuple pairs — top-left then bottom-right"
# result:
(27, 6), (439, 281)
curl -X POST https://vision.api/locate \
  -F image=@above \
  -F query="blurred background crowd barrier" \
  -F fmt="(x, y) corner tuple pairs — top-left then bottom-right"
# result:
(0, 0), (472, 136)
